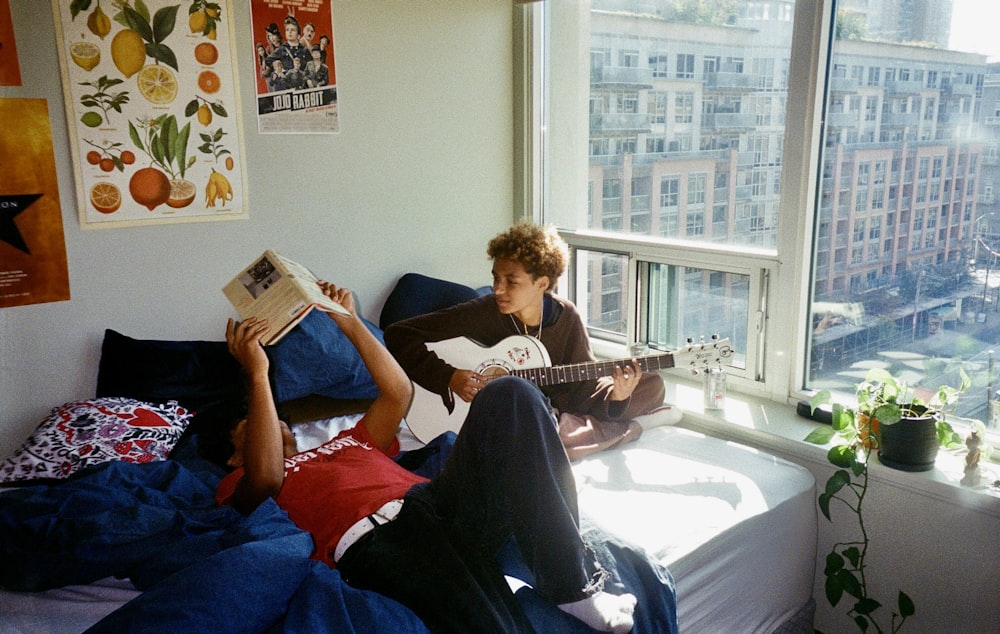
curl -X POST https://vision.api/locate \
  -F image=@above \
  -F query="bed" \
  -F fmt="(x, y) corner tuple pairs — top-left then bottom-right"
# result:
(0, 274), (817, 633)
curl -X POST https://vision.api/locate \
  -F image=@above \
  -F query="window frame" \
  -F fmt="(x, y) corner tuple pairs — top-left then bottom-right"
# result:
(514, 0), (830, 404)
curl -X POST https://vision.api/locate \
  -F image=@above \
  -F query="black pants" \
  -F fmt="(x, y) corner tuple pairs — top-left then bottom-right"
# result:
(337, 376), (594, 633)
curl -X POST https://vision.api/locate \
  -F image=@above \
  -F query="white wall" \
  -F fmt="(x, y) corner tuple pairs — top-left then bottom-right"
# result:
(0, 0), (514, 460)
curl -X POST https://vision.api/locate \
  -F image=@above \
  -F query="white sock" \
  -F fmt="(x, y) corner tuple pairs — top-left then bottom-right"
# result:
(558, 591), (637, 633)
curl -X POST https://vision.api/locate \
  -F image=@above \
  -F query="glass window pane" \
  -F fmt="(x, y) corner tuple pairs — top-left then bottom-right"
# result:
(647, 263), (748, 371)
(546, 1), (797, 251)
(571, 249), (628, 337)
(807, 1), (1000, 424)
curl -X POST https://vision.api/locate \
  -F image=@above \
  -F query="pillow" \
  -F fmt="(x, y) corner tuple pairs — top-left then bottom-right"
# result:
(379, 273), (483, 329)
(266, 309), (383, 404)
(96, 329), (243, 415)
(0, 397), (192, 483)
(96, 329), (246, 469)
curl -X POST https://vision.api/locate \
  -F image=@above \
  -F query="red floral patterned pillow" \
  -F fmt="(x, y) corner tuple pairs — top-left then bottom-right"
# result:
(0, 397), (192, 484)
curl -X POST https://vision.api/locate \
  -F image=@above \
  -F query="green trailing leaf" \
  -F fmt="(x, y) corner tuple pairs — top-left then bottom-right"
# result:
(825, 469), (850, 496)
(842, 545), (861, 568)
(898, 591), (915, 617)
(854, 597), (881, 615)
(804, 427), (835, 444)
(824, 551), (845, 575)
(185, 99), (199, 118)
(818, 492), (832, 520)
(832, 406), (853, 432)
(853, 615), (870, 632)
(810, 390), (831, 411)
(851, 454), (866, 476)
(838, 569), (863, 599)
(210, 102), (229, 117)
(828, 445), (855, 469)
(872, 402), (901, 426)
(826, 573), (845, 606)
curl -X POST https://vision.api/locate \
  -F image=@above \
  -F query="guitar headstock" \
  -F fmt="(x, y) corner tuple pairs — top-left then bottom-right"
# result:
(674, 334), (733, 375)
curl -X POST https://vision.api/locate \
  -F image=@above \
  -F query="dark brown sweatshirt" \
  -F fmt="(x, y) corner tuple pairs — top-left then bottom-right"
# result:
(384, 293), (665, 421)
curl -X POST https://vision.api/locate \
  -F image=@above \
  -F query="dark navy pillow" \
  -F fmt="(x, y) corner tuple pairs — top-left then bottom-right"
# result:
(97, 329), (243, 416)
(378, 273), (482, 330)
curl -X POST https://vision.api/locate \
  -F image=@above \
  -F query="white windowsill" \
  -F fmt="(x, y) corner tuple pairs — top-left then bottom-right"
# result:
(661, 374), (1000, 520)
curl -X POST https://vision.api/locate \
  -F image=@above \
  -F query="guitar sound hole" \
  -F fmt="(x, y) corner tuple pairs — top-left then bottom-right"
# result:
(480, 366), (511, 381)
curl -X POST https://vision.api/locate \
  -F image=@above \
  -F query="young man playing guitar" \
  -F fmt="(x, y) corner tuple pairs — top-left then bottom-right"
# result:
(384, 222), (670, 459)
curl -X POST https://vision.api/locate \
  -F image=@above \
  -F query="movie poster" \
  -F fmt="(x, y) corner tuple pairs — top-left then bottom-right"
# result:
(0, 99), (70, 308)
(0, 0), (21, 86)
(249, 0), (338, 134)
(52, 0), (248, 228)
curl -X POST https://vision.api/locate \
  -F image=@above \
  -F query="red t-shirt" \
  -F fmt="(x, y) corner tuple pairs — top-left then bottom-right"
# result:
(216, 420), (429, 567)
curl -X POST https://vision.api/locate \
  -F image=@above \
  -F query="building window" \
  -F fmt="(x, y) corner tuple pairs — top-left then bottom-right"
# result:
(676, 53), (694, 79)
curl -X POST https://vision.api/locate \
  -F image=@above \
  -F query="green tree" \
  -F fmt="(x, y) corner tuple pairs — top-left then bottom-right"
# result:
(836, 9), (868, 40)
(669, 0), (737, 26)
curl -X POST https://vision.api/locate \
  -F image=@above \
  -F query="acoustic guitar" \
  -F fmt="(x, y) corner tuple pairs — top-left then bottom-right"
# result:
(404, 334), (732, 443)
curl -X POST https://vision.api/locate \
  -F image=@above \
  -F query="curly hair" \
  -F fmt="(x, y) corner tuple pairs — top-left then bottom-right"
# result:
(487, 222), (568, 290)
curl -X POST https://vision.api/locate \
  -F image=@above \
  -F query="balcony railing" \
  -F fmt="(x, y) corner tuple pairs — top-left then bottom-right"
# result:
(589, 112), (652, 133)
(591, 66), (653, 88)
(701, 112), (757, 129)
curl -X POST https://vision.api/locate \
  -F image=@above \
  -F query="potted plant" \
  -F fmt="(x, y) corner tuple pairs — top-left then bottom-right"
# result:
(804, 366), (968, 633)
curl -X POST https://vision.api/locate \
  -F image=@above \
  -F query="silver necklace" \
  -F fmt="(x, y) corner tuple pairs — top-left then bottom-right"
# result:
(510, 302), (543, 340)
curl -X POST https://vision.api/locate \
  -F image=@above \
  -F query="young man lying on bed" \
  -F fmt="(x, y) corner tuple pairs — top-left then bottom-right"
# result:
(218, 280), (639, 633)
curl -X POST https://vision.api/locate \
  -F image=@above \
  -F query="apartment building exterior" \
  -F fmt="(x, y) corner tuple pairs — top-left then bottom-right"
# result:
(580, 0), (990, 374)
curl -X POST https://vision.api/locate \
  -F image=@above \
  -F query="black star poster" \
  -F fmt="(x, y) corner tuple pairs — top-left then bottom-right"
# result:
(0, 98), (70, 308)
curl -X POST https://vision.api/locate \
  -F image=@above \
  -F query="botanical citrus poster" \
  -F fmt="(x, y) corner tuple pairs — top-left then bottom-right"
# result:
(0, 99), (70, 308)
(53, 0), (247, 228)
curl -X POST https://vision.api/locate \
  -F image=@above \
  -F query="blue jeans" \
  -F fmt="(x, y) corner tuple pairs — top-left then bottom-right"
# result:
(337, 376), (595, 633)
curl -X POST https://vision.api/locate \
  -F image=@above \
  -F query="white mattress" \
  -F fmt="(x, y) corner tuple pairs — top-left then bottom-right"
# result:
(1, 421), (817, 634)
(573, 425), (817, 633)
(0, 577), (139, 634)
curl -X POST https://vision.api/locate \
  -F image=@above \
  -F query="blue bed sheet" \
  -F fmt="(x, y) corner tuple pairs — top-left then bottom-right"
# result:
(0, 437), (676, 634)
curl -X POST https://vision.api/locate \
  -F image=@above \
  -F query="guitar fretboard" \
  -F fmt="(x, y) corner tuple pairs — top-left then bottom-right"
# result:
(510, 353), (675, 387)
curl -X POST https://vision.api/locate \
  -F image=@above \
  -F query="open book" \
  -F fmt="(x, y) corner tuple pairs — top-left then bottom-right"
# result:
(223, 249), (351, 345)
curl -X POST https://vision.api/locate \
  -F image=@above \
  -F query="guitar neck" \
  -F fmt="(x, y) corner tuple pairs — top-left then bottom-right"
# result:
(512, 353), (675, 388)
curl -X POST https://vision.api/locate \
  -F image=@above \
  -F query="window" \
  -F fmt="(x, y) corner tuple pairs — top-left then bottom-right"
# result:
(533, 1), (1000, 426)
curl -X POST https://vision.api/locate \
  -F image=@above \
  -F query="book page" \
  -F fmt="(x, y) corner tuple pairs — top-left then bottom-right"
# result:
(272, 252), (350, 317)
(223, 250), (350, 345)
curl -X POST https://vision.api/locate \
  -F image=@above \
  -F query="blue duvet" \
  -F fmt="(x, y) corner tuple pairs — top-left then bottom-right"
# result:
(0, 442), (676, 633)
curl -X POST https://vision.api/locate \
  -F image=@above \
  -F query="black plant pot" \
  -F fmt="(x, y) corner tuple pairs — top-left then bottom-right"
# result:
(877, 405), (938, 472)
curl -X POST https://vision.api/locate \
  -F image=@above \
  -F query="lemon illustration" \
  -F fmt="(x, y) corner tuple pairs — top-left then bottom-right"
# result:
(111, 29), (145, 78)
(87, 4), (111, 40)
(136, 65), (178, 104)
(189, 10), (207, 34)
(70, 41), (101, 71)
(197, 103), (212, 126)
